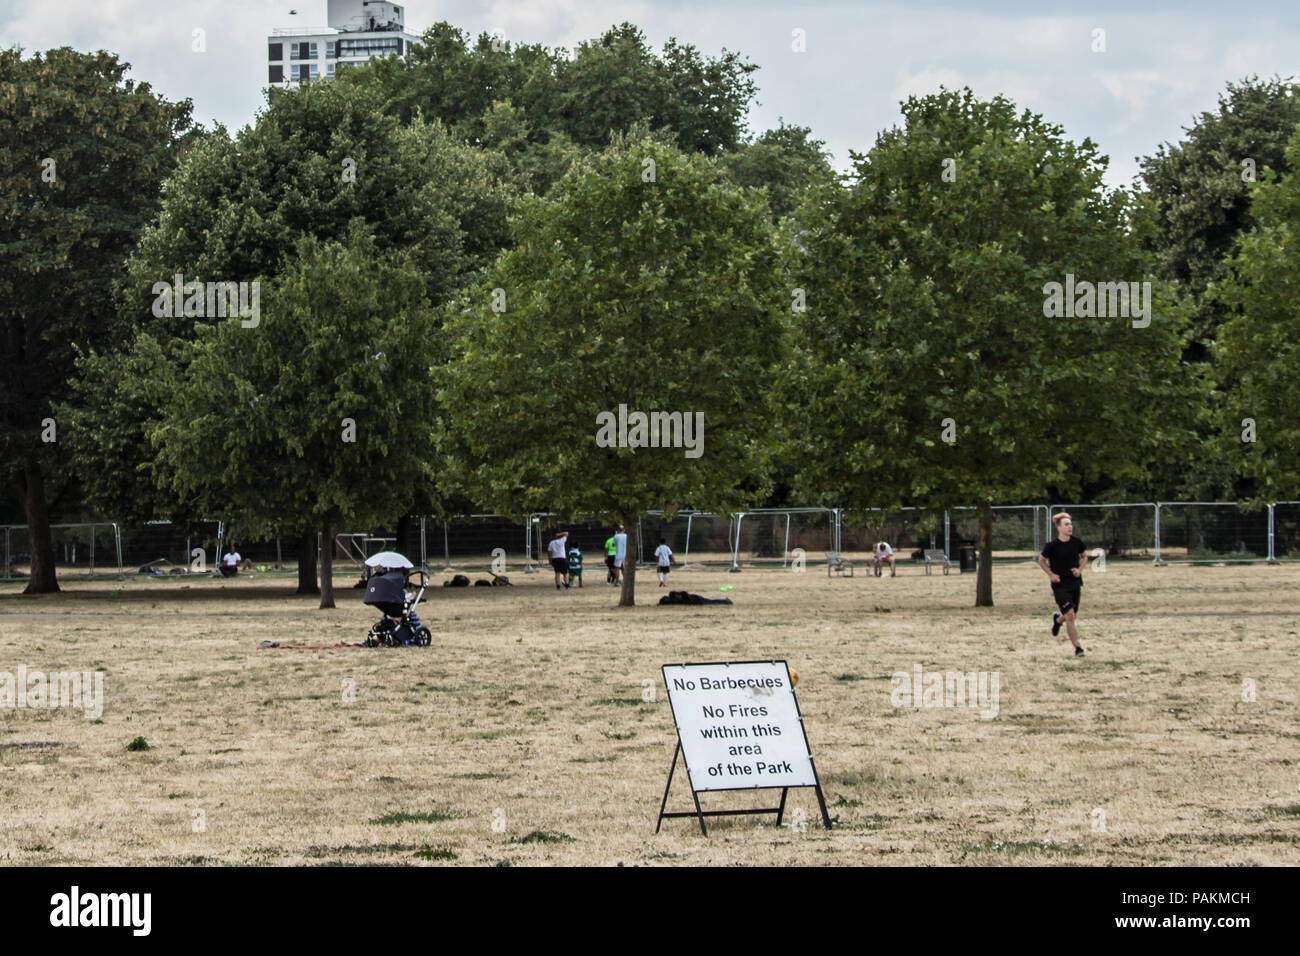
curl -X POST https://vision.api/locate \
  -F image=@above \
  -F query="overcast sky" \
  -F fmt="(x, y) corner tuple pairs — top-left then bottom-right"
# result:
(3, 0), (1298, 188)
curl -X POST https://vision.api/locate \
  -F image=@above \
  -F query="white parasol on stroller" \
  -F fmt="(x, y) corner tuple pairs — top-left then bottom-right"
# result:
(364, 551), (414, 570)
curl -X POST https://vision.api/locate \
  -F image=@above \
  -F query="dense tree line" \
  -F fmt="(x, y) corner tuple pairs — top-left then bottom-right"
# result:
(3, 26), (1297, 605)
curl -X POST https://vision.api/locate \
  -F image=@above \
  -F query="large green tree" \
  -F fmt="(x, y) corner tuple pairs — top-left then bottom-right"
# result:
(344, 21), (758, 190)
(0, 47), (194, 592)
(788, 89), (1193, 605)
(1214, 124), (1300, 501)
(436, 132), (786, 606)
(1138, 76), (1300, 501)
(64, 79), (514, 591)
(147, 228), (438, 608)
(1141, 76), (1300, 360)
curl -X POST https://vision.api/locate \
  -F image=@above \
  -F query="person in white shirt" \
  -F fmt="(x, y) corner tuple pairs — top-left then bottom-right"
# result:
(653, 538), (674, 586)
(612, 526), (628, 584)
(547, 531), (570, 590)
(873, 541), (895, 577)
(220, 550), (242, 578)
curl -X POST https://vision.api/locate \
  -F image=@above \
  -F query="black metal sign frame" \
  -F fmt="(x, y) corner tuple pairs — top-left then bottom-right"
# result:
(655, 659), (832, 836)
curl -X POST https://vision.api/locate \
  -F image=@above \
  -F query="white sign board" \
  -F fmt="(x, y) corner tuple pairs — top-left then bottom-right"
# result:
(662, 660), (817, 792)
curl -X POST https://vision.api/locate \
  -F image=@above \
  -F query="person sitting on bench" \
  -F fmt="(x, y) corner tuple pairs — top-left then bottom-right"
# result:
(873, 541), (896, 577)
(220, 550), (242, 578)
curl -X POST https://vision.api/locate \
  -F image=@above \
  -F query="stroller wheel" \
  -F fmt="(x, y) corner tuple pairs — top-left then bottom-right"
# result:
(368, 618), (395, 647)
(418, 626), (432, 647)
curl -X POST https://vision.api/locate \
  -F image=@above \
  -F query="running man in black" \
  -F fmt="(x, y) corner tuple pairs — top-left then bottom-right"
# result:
(1037, 512), (1088, 656)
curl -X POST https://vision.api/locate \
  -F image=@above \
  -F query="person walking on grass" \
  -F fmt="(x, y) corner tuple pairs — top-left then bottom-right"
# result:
(654, 538), (674, 587)
(612, 525), (628, 584)
(604, 530), (618, 585)
(1037, 512), (1089, 656)
(548, 530), (570, 590)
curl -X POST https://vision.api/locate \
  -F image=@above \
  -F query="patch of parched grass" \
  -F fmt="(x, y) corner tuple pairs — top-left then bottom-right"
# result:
(305, 843), (420, 858)
(511, 830), (574, 845)
(833, 673), (865, 681)
(452, 772), (508, 780)
(369, 809), (458, 826)
(1161, 830), (1297, 846)
(1265, 804), (1300, 817)
(822, 769), (882, 787)
(857, 813), (896, 829)
(413, 845), (457, 861)
(962, 839), (1087, 857)
(599, 697), (647, 706)
(125, 736), (150, 752)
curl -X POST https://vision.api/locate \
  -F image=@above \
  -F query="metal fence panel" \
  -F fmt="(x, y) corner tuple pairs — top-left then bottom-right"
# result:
(1049, 504), (1157, 561)
(946, 506), (1049, 563)
(1155, 502), (1270, 563)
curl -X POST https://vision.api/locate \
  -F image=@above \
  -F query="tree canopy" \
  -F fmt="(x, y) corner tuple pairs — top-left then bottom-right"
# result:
(1140, 76), (1300, 359)
(64, 78), (515, 534)
(340, 21), (759, 193)
(436, 131), (787, 605)
(1214, 123), (1300, 502)
(787, 88), (1193, 604)
(0, 46), (194, 591)
(146, 226), (439, 607)
(718, 121), (835, 222)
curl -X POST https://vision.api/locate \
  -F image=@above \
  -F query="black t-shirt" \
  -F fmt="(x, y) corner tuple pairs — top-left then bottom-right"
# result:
(1041, 535), (1086, 582)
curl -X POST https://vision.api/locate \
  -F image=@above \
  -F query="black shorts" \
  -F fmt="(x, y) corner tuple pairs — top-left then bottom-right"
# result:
(551, 557), (568, 574)
(1051, 581), (1081, 615)
(605, 555), (615, 568)
(658, 564), (671, 575)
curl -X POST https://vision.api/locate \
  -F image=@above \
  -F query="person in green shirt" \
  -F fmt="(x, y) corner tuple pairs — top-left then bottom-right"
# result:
(604, 531), (617, 585)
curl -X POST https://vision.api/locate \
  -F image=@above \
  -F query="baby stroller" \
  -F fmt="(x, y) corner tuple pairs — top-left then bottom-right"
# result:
(363, 568), (432, 647)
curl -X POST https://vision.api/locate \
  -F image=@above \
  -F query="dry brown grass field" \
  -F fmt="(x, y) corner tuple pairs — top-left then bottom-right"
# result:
(1, 559), (1297, 867)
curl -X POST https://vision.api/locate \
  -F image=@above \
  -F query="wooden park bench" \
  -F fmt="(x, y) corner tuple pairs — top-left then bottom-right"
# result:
(825, 551), (854, 578)
(923, 549), (951, 575)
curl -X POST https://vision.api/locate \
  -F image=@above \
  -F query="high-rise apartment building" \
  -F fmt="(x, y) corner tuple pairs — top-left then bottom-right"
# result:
(267, 1), (420, 86)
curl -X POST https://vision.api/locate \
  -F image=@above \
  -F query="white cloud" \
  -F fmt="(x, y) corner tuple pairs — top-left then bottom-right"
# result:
(1223, 41), (1271, 79)
(891, 67), (1042, 113)
(1093, 69), (1201, 123)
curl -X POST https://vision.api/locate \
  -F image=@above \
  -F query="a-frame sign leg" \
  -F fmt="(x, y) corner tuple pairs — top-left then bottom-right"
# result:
(814, 784), (832, 829)
(691, 788), (708, 836)
(655, 741), (681, 834)
(656, 738), (709, 836)
(775, 787), (788, 826)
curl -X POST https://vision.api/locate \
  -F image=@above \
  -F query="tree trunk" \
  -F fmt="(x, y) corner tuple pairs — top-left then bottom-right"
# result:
(20, 458), (58, 594)
(296, 532), (319, 595)
(395, 513), (413, 558)
(975, 498), (994, 607)
(319, 526), (335, 609)
(618, 512), (639, 607)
